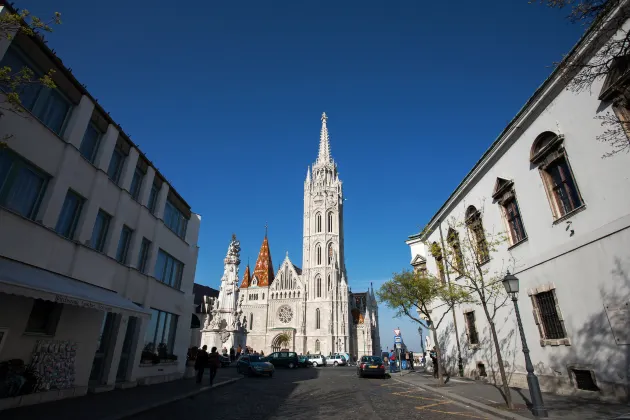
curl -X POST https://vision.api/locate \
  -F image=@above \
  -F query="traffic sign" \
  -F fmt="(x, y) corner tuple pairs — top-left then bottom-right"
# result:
(394, 328), (401, 337)
(394, 336), (402, 343)
(395, 343), (402, 349)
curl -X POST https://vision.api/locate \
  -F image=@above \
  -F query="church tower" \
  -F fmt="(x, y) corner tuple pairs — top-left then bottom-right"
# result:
(303, 113), (350, 355)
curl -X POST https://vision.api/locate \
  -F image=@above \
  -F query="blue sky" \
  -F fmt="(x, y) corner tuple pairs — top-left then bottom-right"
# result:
(21, 0), (585, 352)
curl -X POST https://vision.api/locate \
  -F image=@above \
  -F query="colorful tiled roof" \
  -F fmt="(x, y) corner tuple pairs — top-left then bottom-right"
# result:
(239, 264), (251, 289)
(253, 235), (274, 287)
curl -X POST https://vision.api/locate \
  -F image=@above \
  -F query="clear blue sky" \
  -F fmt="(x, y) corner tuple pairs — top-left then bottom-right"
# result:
(21, 0), (585, 353)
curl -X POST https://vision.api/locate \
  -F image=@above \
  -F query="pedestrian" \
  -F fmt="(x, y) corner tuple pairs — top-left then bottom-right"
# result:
(405, 351), (410, 370)
(195, 345), (209, 384)
(260, 350), (265, 356)
(409, 351), (415, 371)
(429, 347), (438, 378)
(237, 345), (242, 356)
(229, 347), (235, 362)
(208, 346), (220, 386)
(389, 349), (396, 374)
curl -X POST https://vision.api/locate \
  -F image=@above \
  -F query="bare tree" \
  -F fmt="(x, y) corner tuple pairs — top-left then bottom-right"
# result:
(534, 0), (630, 156)
(438, 204), (514, 408)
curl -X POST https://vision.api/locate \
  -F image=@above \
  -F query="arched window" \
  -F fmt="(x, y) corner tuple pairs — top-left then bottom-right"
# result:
(327, 243), (333, 265)
(316, 212), (322, 233)
(430, 242), (446, 283)
(262, 293), (265, 299)
(315, 339), (320, 352)
(327, 275), (331, 291)
(327, 212), (333, 232)
(465, 206), (490, 263)
(447, 228), (465, 276)
(316, 276), (322, 297)
(316, 309), (320, 329)
(316, 244), (322, 265)
(250, 313), (254, 330)
(298, 291), (300, 298)
(530, 132), (583, 219)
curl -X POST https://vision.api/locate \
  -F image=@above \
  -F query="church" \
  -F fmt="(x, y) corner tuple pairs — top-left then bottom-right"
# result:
(196, 114), (380, 359)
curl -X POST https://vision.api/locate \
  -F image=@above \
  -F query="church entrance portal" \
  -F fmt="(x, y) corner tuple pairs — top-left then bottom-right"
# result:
(271, 333), (292, 352)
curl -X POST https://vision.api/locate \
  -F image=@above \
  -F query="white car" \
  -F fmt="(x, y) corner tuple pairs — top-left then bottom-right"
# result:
(328, 354), (347, 366)
(307, 354), (327, 367)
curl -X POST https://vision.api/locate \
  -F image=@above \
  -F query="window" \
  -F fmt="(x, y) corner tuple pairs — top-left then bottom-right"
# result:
(164, 199), (188, 240)
(316, 212), (322, 232)
(154, 249), (184, 289)
(531, 289), (568, 345)
(137, 237), (151, 273)
(116, 225), (133, 264)
(430, 242), (446, 283)
(147, 183), (159, 213)
(327, 275), (331, 291)
(25, 299), (62, 335)
(107, 147), (125, 184)
(465, 206), (489, 264)
(316, 243), (322, 265)
(316, 276), (322, 298)
(530, 132), (583, 220)
(0, 149), (48, 219)
(327, 243), (333, 265)
(90, 209), (111, 252)
(504, 198), (527, 244)
(129, 168), (144, 201)
(0, 47), (72, 135)
(315, 339), (320, 353)
(464, 311), (479, 345)
(327, 212), (333, 232)
(55, 190), (84, 239)
(447, 228), (465, 276)
(316, 309), (320, 329)
(79, 123), (102, 163)
(143, 308), (178, 355)
(250, 313), (254, 330)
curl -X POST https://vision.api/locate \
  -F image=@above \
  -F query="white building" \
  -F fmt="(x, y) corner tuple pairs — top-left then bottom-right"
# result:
(406, 2), (630, 402)
(196, 114), (380, 360)
(0, 4), (200, 410)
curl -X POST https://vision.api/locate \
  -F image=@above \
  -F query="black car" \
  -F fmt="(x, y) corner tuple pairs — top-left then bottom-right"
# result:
(357, 355), (386, 378)
(219, 355), (231, 367)
(263, 351), (299, 369)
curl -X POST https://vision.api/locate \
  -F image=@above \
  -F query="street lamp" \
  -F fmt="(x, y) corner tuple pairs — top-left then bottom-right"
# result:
(502, 271), (548, 418)
(362, 329), (366, 358)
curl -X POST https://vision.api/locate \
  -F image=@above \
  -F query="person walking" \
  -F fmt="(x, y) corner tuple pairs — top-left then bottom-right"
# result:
(409, 351), (415, 371)
(208, 346), (220, 386)
(388, 349), (396, 374)
(229, 347), (235, 363)
(195, 345), (209, 384)
(429, 347), (440, 379)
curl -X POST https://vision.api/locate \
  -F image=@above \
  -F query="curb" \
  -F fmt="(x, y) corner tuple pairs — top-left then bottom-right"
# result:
(393, 376), (531, 420)
(106, 377), (242, 420)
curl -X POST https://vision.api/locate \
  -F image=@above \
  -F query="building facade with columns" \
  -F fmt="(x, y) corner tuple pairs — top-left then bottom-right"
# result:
(406, 2), (630, 401)
(0, 4), (200, 410)
(196, 114), (380, 360)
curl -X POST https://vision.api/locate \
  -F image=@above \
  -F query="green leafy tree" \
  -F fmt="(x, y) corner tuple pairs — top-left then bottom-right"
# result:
(0, 7), (61, 146)
(533, 0), (630, 156)
(377, 269), (470, 384)
(440, 207), (514, 408)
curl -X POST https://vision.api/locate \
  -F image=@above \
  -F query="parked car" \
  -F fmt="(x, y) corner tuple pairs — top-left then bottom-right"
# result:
(263, 351), (299, 369)
(307, 354), (326, 367)
(237, 354), (275, 377)
(219, 355), (231, 367)
(328, 354), (347, 366)
(298, 355), (313, 368)
(334, 352), (353, 366)
(356, 355), (386, 378)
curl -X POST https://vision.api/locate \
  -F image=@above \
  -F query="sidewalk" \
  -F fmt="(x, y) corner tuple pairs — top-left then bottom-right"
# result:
(1, 367), (241, 420)
(395, 370), (630, 420)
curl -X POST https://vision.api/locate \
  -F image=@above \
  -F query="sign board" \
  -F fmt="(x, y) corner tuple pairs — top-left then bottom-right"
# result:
(605, 302), (630, 345)
(394, 336), (402, 343)
(394, 328), (401, 337)
(395, 343), (402, 349)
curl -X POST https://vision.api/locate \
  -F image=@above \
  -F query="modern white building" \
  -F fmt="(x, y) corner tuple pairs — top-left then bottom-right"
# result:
(196, 114), (380, 361)
(0, 4), (200, 410)
(406, 2), (630, 402)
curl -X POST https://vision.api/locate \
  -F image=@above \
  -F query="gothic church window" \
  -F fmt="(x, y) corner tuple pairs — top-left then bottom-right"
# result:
(316, 244), (322, 265)
(316, 308), (320, 329)
(316, 212), (322, 233)
(328, 243), (333, 265)
(315, 339), (320, 352)
(327, 212), (333, 232)
(316, 277), (322, 297)
(530, 132), (583, 220)
(250, 313), (254, 330)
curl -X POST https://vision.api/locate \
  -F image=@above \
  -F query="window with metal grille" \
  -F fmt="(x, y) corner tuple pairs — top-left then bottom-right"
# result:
(571, 369), (599, 391)
(465, 312), (480, 345)
(477, 362), (487, 377)
(535, 291), (566, 339)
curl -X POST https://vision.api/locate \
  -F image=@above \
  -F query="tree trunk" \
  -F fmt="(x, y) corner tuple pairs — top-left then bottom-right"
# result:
(481, 302), (513, 409)
(431, 326), (444, 384)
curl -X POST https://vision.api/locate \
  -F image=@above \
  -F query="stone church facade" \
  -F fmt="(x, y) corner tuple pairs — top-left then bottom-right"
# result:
(199, 114), (380, 359)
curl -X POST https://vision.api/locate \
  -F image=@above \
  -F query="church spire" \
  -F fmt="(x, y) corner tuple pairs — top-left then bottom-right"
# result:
(316, 112), (331, 165)
(252, 232), (274, 287)
(239, 264), (251, 289)
(306, 166), (311, 183)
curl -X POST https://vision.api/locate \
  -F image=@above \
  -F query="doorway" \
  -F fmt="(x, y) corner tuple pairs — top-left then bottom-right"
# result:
(90, 312), (115, 384)
(116, 316), (137, 382)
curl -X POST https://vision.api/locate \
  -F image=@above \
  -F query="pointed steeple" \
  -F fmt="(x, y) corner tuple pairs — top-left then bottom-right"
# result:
(316, 112), (331, 165)
(252, 231), (274, 287)
(306, 166), (311, 182)
(240, 264), (251, 289)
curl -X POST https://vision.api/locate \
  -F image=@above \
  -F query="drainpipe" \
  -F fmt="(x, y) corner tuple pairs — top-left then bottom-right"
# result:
(438, 223), (465, 378)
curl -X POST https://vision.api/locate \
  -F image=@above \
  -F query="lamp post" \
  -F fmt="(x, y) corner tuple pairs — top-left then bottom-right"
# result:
(362, 329), (366, 358)
(502, 271), (548, 418)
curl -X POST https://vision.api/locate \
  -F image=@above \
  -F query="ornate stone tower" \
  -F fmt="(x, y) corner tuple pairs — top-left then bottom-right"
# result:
(303, 113), (350, 355)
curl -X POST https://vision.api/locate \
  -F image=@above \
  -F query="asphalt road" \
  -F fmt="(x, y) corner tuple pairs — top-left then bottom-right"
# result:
(127, 366), (494, 420)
